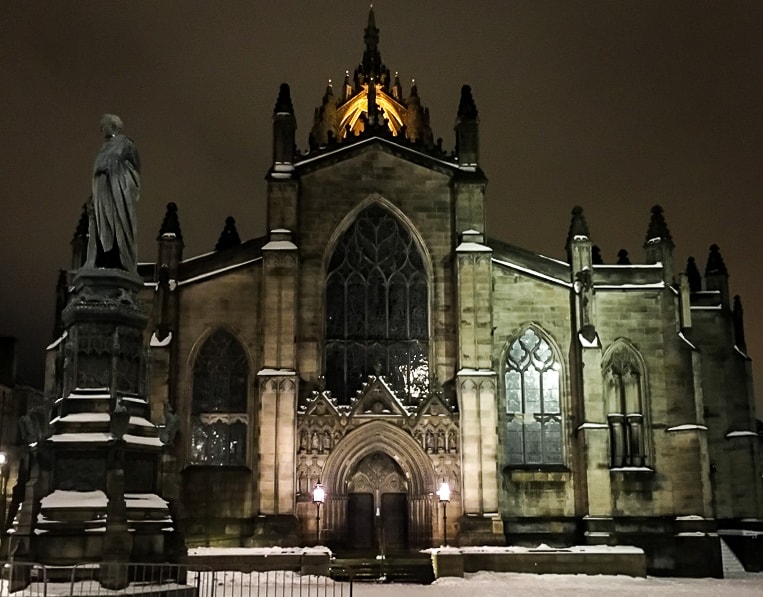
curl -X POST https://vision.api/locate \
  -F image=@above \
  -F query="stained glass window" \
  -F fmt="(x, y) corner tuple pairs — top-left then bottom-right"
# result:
(504, 328), (562, 465)
(325, 204), (429, 404)
(191, 330), (248, 465)
(603, 344), (647, 468)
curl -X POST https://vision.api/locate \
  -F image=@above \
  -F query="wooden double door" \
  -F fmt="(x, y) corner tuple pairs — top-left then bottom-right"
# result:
(346, 452), (409, 553)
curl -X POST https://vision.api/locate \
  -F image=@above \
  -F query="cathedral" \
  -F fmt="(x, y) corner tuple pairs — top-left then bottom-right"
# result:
(34, 8), (761, 575)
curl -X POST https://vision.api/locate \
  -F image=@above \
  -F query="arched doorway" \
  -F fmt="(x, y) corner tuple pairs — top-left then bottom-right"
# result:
(321, 420), (437, 552)
(347, 452), (408, 552)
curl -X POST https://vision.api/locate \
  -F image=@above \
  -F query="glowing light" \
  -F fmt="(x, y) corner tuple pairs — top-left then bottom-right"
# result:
(313, 482), (325, 504)
(336, 85), (406, 137)
(437, 481), (450, 503)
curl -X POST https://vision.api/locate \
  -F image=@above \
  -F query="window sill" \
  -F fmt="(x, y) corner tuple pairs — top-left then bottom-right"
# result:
(610, 466), (654, 474)
(183, 463), (252, 472)
(502, 466), (571, 483)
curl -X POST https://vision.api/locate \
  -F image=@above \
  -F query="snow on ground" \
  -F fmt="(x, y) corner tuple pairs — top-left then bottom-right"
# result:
(356, 571), (763, 596)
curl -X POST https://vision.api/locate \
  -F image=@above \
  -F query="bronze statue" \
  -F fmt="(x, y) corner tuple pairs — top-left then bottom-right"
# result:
(86, 114), (141, 273)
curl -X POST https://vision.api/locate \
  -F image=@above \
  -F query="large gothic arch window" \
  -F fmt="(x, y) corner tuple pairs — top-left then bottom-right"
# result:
(602, 341), (648, 468)
(325, 204), (429, 404)
(503, 327), (563, 466)
(190, 329), (248, 465)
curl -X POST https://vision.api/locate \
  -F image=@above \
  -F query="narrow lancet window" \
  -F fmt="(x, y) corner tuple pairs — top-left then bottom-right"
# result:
(504, 328), (563, 465)
(603, 343), (648, 468)
(191, 329), (248, 465)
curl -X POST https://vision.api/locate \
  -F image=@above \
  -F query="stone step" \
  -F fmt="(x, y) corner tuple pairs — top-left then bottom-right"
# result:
(720, 538), (748, 578)
(332, 556), (434, 584)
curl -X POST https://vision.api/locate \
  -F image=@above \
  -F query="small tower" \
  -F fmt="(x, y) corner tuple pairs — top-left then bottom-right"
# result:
(272, 83), (297, 176)
(156, 202), (184, 280)
(455, 85), (479, 169)
(566, 206), (596, 340)
(643, 205), (675, 283)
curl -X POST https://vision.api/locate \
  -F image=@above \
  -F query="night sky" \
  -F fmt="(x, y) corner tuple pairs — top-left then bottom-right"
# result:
(2, 1), (762, 412)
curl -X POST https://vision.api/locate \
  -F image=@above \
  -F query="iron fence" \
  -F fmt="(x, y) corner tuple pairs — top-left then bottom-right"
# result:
(1, 562), (353, 597)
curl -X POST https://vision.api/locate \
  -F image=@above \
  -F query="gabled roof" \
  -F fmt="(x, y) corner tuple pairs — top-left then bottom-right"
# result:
(290, 135), (485, 182)
(138, 235), (267, 286)
(415, 392), (453, 421)
(487, 236), (571, 288)
(348, 375), (409, 419)
(303, 392), (341, 418)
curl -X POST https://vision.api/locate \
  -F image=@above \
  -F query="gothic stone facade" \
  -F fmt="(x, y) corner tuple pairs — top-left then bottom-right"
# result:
(50, 11), (762, 574)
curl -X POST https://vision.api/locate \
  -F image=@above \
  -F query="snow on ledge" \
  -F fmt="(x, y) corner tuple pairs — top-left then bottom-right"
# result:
(150, 331), (173, 347)
(578, 332), (600, 348)
(457, 369), (496, 377)
(725, 430), (758, 438)
(263, 240), (298, 251)
(125, 494), (169, 509)
(429, 544), (644, 555)
(188, 546), (332, 556)
(456, 241), (491, 253)
(124, 434), (162, 447)
(666, 424), (708, 432)
(41, 490), (107, 509)
(258, 368), (297, 376)
(678, 331), (697, 350)
(50, 432), (113, 443)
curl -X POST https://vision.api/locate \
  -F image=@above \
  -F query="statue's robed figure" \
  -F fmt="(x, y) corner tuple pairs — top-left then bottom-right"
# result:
(86, 114), (141, 273)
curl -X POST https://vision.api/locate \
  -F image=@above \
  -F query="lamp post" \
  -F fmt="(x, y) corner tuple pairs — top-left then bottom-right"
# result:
(437, 481), (450, 546)
(313, 482), (325, 545)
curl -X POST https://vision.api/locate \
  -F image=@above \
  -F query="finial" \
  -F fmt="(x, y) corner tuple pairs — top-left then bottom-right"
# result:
(617, 249), (631, 265)
(158, 202), (183, 242)
(592, 245), (603, 265)
(274, 83), (294, 114)
(457, 85), (478, 120)
(645, 204), (673, 246)
(215, 216), (242, 251)
(567, 206), (590, 240)
(705, 244), (728, 276)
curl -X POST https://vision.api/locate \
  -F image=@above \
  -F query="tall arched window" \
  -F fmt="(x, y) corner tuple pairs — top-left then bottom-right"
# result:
(325, 204), (429, 404)
(191, 329), (248, 465)
(602, 342), (648, 468)
(504, 328), (563, 466)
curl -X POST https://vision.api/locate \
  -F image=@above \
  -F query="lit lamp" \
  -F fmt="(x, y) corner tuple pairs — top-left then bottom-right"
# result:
(313, 482), (325, 544)
(437, 481), (450, 546)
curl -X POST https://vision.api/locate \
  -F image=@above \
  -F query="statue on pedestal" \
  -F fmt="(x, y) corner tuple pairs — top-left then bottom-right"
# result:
(86, 114), (141, 274)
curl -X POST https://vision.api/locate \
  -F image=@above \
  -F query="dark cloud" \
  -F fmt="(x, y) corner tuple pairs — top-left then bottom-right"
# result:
(2, 1), (761, 411)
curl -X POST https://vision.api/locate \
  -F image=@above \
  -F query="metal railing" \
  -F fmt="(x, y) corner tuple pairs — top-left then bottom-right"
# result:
(1, 562), (353, 597)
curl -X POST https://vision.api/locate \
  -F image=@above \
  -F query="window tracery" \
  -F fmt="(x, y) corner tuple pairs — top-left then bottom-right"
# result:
(603, 343), (648, 468)
(504, 328), (563, 466)
(325, 204), (429, 404)
(191, 329), (248, 465)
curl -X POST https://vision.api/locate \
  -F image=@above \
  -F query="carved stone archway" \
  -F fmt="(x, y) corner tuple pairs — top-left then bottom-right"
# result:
(321, 420), (437, 550)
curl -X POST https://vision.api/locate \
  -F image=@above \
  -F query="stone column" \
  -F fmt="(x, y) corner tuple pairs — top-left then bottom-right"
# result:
(455, 232), (501, 542)
(257, 373), (297, 516)
(258, 229), (299, 520)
